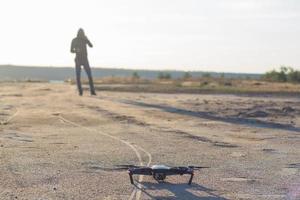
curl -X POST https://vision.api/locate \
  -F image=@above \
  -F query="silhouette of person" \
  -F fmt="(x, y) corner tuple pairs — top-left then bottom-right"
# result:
(71, 28), (96, 96)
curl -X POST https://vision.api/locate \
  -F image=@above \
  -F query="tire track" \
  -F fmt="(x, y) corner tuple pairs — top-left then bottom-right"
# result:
(0, 108), (19, 125)
(1, 105), (151, 199)
(0, 108), (21, 189)
(56, 114), (152, 200)
(133, 146), (152, 200)
(87, 96), (154, 199)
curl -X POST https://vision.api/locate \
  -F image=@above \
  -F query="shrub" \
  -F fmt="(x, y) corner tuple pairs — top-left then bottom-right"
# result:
(287, 68), (300, 83)
(132, 72), (140, 79)
(223, 81), (232, 86)
(158, 72), (172, 80)
(202, 73), (211, 78)
(199, 81), (209, 87)
(262, 66), (300, 83)
(183, 72), (192, 80)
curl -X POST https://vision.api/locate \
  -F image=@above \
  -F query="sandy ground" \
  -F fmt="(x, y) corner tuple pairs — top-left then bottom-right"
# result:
(0, 82), (299, 200)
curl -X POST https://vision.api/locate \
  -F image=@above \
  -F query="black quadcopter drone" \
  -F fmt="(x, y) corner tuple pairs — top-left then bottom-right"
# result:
(115, 164), (209, 185)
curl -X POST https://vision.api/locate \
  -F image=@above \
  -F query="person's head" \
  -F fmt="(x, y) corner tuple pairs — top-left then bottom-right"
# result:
(77, 28), (85, 38)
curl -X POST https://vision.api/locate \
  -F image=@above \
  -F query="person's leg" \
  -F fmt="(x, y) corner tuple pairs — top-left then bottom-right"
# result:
(75, 60), (83, 96)
(83, 60), (96, 95)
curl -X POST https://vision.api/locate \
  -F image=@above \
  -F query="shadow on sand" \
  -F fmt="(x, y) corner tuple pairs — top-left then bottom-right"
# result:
(123, 100), (300, 132)
(134, 181), (228, 200)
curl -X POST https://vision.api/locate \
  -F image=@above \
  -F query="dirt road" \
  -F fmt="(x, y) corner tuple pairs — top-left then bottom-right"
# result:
(0, 83), (299, 199)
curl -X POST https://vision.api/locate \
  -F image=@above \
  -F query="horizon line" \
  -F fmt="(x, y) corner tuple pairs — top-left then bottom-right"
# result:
(0, 64), (265, 75)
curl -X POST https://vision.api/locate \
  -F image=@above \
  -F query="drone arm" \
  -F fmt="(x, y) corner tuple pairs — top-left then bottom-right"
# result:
(130, 168), (152, 175)
(128, 168), (152, 184)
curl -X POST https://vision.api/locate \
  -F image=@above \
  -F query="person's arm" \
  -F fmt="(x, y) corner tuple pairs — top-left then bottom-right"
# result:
(70, 39), (76, 53)
(86, 38), (93, 48)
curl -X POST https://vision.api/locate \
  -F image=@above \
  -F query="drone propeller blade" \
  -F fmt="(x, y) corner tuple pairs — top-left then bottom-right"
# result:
(88, 166), (128, 171)
(113, 167), (133, 170)
(115, 164), (142, 169)
(188, 166), (210, 170)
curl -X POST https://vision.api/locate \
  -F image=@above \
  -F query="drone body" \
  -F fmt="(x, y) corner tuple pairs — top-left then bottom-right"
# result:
(126, 164), (203, 185)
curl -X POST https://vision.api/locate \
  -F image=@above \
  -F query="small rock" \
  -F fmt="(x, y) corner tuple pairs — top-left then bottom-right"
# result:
(262, 149), (277, 153)
(253, 82), (262, 86)
(282, 106), (295, 113)
(245, 110), (268, 118)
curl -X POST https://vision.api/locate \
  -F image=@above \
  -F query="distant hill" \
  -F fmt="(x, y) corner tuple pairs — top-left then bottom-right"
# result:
(0, 65), (261, 81)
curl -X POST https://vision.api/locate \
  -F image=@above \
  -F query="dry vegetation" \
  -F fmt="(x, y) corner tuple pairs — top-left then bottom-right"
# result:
(67, 76), (300, 95)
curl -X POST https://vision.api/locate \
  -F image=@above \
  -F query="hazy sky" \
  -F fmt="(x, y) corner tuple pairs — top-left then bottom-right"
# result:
(1, 0), (300, 73)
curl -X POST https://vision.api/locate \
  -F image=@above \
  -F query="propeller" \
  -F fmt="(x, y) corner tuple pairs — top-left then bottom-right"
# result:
(188, 166), (210, 170)
(114, 164), (143, 169)
(88, 165), (129, 171)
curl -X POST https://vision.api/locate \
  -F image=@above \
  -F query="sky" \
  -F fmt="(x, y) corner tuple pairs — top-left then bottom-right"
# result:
(1, 0), (300, 73)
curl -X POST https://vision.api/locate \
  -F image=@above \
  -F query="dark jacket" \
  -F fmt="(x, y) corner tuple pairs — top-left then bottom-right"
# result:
(71, 36), (93, 59)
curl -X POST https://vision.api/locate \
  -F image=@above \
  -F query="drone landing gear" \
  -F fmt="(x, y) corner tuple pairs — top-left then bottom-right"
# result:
(129, 172), (134, 184)
(128, 171), (195, 185)
(188, 173), (194, 185)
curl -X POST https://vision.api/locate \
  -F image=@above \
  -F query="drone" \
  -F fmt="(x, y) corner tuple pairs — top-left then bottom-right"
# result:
(114, 164), (209, 185)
